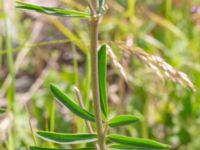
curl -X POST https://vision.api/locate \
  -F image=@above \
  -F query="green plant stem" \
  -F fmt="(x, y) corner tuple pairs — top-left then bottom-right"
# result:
(50, 101), (55, 132)
(142, 98), (149, 138)
(4, 0), (16, 113)
(26, 105), (37, 145)
(3, 1), (16, 149)
(0, 1), (2, 69)
(164, 0), (172, 19)
(85, 53), (91, 108)
(90, 17), (106, 150)
(0, 36), (2, 69)
(127, 0), (135, 18)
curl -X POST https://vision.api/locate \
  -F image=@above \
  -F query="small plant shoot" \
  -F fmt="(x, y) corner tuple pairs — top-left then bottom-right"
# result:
(4, 0), (196, 149)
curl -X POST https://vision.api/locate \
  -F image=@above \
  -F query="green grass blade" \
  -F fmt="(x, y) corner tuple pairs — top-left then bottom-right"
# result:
(50, 84), (95, 122)
(30, 146), (95, 150)
(109, 115), (140, 127)
(107, 134), (170, 149)
(98, 44), (108, 117)
(0, 108), (6, 114)
(16, 1), (90, 18)
(36, 131), (97, 144)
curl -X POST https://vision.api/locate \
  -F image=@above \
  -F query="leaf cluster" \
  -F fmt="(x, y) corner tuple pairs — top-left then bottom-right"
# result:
(15, 1), (170, 150)
(27, 45), (169, 150)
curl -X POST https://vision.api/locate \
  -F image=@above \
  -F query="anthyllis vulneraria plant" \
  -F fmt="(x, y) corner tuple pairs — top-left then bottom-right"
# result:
(15, 0), (195, 150)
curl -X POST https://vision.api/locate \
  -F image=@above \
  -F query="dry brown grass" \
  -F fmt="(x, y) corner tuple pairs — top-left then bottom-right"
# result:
(118, 44), (196, 91)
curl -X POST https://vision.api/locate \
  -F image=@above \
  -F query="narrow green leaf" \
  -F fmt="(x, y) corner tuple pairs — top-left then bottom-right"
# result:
(109, 115), (140, 127)
(30, 146), (95, 150)
(109, 144), (167, 150)
(0, 108), (6, 114)
(109, 144), (137, 150)
(107, 134), (170, 149)
(16, 1), (90, 18)
(50, 84), (95, 122)
(36, 131), (97, 144)
(98, 44), (108, 117)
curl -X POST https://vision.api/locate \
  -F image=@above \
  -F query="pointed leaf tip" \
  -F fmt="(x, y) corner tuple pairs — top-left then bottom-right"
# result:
(16, 1), (90, 18)
(109, 115), (140, 127)
(107, 134), (170, 149)
(50, 84), (95, 122)
(36, 131), (98, 144)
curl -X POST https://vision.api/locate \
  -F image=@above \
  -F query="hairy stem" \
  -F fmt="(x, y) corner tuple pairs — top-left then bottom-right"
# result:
(90, 16), (106, 150)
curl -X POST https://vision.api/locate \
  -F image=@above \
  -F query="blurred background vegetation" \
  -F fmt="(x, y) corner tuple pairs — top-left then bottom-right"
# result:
(0, 0), (200, 150)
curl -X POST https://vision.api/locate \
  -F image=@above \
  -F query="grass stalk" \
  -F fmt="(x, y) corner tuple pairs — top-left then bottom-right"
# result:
(7, 129), (14, 150)
(3, 0), (16, 149)
(84, 53), (91, 109)
(26, 105), (37, 145)
(72, 44), (79, 85)
(0, 36), (2, 70)
(50, 101), (55, 132)
(164, 0), (172, 19)
(4, 0), (16, 113)
(127, 0), (135, 18)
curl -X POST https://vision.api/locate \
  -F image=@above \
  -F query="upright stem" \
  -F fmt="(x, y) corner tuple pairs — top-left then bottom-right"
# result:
(3, 1), (16, 149)
(90, 17), (106, 150)
(4, 0), (16, 113)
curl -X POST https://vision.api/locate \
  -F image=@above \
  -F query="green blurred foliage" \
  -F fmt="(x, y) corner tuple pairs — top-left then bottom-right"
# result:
(1, 0), (200, 149)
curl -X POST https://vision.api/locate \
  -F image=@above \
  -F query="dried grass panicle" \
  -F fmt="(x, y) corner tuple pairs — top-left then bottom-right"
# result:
(119, 44), (196, 91)
(105, 45), (128, 82)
